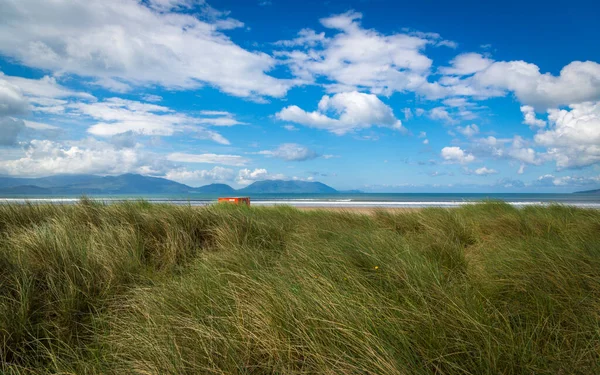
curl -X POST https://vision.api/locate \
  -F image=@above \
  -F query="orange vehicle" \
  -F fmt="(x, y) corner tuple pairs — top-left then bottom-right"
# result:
(218, 197), (250, 206)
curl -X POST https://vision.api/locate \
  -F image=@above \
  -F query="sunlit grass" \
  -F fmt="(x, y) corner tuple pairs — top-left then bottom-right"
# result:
(1, 200), (599, 374)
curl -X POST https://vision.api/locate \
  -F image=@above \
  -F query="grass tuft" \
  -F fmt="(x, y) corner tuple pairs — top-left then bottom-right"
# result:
(0, 201), (599, 374)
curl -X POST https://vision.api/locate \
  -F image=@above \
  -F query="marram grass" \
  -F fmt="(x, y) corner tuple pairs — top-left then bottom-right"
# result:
(1, 201), (599, 374)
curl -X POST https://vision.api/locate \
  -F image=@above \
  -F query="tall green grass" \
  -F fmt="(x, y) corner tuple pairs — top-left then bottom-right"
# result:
(1, 201), (599, 374)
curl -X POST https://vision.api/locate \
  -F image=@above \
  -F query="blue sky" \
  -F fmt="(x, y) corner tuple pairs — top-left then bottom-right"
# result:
(1, 0), (599, 192)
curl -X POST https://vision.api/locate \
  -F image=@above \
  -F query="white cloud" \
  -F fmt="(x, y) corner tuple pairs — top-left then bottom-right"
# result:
(442, 97), (474, 108)
(0, 0), (294, 98)
(0, 79), (30, 117)
(418, 131), (427, 138)
(276, 91), (404, 135)
(423, 139), (429, 145)
(167, 152), (249, 166)
(165, 166), (235, 186)
(91, 78), (132, 93)
(1, 73), (94, 101)
(110, 131), (137, 149)
(192, 129), (231, 145)
(456, 124), (479, 137)
(80, 98), (189, 136)
(535, 101), (600, 169)
(507, 136), (541, 165)
(439, 53), (493, 76)
(196, 111), (244, 126)
(283, 124), (298, 131)
(199, 110), (231, 116)
(470, 135), (541, 166)
(441, 146), (475, 164)
(70, 97), (232, 144)
(258, 143), (319, 161)
(276, 28), (327, 47)
(474, 166), (498, 175)
(0, 138), (167, 177)
(403, 108), (412, 120)
(520, 105), (546, 128)
(142, 94), (163, 102)
(536, 174), (600, 187)
(276, 11), (449, 96)
(22, 120), (60, 131)
(428, 107), (456, 124)
(469, 60), (600, 109)
(237, 168), (286, 185)
(0, 118), (26, 146)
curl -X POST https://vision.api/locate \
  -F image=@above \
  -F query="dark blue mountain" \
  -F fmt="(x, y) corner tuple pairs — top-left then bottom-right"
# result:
(193, 183), (236, 195)
(0, 174), (338, 195)
(0, 174), (193, 195)
(238, 180), (337, 194)
(574, 188), (600, 194)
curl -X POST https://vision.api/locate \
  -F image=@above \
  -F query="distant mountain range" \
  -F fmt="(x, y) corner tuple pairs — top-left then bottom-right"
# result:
(574, 188), (600, 194)
(0, 174), (340, 195)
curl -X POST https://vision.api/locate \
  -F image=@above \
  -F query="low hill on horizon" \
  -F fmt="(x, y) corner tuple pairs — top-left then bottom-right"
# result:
(0, 174), (338, 195)
(575, 188), (600, 194)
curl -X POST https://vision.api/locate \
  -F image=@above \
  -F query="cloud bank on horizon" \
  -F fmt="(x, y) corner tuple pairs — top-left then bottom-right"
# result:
(0, 0), (599, 192)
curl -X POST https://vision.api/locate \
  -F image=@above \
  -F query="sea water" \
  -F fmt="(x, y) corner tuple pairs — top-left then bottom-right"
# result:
(1, 193), (600, 208)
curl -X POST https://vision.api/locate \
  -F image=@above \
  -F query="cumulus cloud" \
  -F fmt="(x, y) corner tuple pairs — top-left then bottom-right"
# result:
(1, 73), (94, 101)
(279, 28), (495, 100)
(468, 135), (542, 167)
(142, 94), (163, 102)
(277, 91), (404, 135)
(535, 174), (600, 187)
(237, 168), (286, 185)
(474, 166), (498, 175)
(439, 53), (493, 76)
(0, 78), (30, 116)
(507, 136), (541, 165)
(276, 11), (453, 96)
(275, 28), (327, 47)
(110, 131), (137, 149)
(441, 146), (475, 164)
(0, 118), (26, 146)
(0, 0), (294, 98)
(442, 60), (600, 109)
(520, 105), (546, 128)
(166, 152), (249, 166)
(80, 98), (191, 136)
(258, 143), (319, 161)
(456, 124), (479, 137)
(428, 107), (458, 124)
(196, 111), (245, 126)
(165, 166), (235, 186)
(0, 138), (167, 177)
(534, 101), (600, 169)
(69, 97), (235, 144)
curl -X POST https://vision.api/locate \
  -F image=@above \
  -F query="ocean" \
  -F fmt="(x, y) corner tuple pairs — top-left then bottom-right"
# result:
(1, 193), (600, 208)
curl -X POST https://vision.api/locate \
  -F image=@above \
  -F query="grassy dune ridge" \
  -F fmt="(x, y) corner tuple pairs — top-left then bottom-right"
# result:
(0, 200), (599, 374)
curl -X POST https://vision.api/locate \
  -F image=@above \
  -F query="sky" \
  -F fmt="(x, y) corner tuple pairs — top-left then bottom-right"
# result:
(1, 0), (599, 192)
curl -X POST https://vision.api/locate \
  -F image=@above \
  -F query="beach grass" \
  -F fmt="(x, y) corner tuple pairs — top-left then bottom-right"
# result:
(1, 200), (599, 374)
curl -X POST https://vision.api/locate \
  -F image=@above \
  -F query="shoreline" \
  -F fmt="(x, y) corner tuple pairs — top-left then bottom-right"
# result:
(294, 206), (423, 213)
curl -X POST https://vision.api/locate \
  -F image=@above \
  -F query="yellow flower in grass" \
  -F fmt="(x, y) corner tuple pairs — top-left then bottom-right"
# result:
(374, 266), (379, 270)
